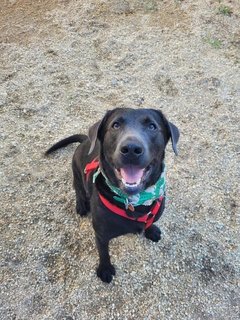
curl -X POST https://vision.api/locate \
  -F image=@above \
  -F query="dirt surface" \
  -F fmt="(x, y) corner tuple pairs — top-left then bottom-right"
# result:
(1, 0), (240, 319)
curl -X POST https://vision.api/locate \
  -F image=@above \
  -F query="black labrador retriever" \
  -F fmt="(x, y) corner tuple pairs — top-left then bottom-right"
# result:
(46, 108), (179, 283)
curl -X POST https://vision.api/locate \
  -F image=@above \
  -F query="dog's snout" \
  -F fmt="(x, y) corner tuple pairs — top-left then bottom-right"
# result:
(120, 143), (144, 157)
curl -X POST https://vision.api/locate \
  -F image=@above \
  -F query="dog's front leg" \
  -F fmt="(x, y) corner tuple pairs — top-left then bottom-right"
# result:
(95, 235), (115, 283)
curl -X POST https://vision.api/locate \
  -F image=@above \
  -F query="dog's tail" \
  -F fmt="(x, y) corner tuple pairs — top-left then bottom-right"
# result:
(45, 134), (87, 155)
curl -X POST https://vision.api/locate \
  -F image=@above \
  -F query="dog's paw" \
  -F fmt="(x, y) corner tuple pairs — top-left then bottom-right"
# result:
(144, 225), (161, 242)
(76, 200), (90, 216)
(97, 264), (116, 283)
(76, 205), (87, 216)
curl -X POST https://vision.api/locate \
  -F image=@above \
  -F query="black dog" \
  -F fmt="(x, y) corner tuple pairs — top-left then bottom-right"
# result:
(46, 108), (179, 283)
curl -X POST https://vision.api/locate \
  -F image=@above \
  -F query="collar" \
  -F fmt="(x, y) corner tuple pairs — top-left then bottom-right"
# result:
(93, 162), (166, 209)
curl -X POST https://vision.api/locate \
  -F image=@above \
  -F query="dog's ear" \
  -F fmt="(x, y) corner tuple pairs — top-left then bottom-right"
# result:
(152, 109), (180, 155)
(167, 121), (180, 156)
(88, 120), (102, 154)
(88, 110), (114, 154)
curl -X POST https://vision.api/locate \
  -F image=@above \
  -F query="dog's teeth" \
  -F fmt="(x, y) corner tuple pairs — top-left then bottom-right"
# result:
(122, 178), (141, 188)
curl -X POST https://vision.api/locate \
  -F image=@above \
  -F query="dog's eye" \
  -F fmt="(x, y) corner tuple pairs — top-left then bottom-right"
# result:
(112, 122), (121, 129)
(148, 123), (157, 130)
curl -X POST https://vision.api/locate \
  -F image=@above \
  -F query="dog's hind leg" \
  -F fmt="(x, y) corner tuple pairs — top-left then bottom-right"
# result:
(72, 162), (90, 216)
(145, 198), (165, 242)
(144, 224), (162, 242)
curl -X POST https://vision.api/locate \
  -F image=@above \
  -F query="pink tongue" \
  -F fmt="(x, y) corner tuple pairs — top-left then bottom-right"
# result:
(120, 166), (144, 184)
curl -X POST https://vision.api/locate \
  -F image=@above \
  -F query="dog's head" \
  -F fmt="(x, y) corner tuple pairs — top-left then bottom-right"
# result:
(88, 108), (179, 194)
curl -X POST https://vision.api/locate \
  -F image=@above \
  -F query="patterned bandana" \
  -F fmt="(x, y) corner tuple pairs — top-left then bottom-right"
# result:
(93, 164), (166, 209)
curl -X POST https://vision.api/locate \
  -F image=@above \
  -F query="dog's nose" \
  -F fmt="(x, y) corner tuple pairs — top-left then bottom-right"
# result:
(120, 143), (144, 157)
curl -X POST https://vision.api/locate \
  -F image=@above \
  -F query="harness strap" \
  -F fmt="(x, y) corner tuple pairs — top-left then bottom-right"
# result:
(84, 158), (99, 181)
(99, 193), (163, 229)
(84, 159), (164, 229)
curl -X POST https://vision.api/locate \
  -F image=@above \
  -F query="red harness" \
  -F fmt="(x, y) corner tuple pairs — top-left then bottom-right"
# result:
(84, 159), (163, 229)
(84, 158), (99, 181)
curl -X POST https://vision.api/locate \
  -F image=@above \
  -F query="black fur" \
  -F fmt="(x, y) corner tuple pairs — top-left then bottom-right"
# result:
(45, 108), (180, 283)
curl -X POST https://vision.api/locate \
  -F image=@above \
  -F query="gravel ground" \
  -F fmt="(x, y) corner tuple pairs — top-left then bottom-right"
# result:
(0, 0), (239, 319)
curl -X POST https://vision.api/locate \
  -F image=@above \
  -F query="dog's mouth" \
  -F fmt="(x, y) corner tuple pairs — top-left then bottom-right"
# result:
(115, 165), (152, 194)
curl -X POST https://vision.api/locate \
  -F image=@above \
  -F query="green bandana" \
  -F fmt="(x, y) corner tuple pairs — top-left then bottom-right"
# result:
(93, 164), (166, 208)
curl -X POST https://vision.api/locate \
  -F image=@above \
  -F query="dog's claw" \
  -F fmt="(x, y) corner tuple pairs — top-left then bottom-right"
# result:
(144, 225), (161, 242)
(97, 264), (116, 283)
